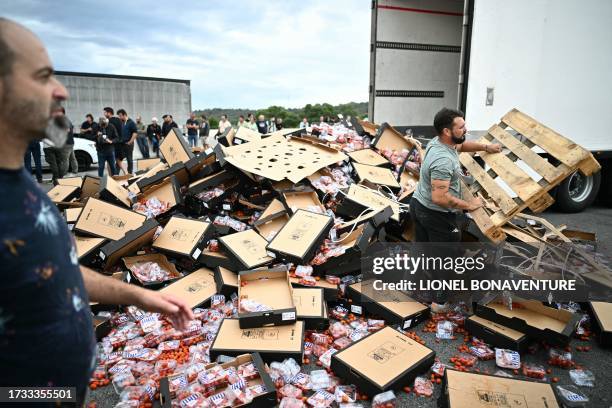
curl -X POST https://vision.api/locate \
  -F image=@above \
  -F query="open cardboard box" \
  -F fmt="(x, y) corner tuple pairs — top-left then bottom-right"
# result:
(81, 175), (101, 199)
(99, 175), (132, 207)
(266, 209), (333, 264)
(219, 229), (274, 270)
(133, 175), (183, 221)
(159, 127), (194, 166)
(214, 266), (239, 297)
(135, 158), (161, 172)
(313, 222), (377, 277)
(475, 293), (581, 346)
(159, 353), (276, 408)
(588, 301), (612, 347)
(186, 169), (244, 212)
(209, 319), (305, 362)
(152, 216), (212, 260)
(185, 148), (219, 178)
(74, 198), (147, 240)
(158, 267), (217, 308)
(464, 315), (528, 352)
(57, 176), (83, 188)
(136, 162), (189, 191)
(98, 219), (160, 270)
(293, 287), (329, 330)
(122, 253), (182, 289)
(259, 198), (286, 219)
(352, 162), (400, 189)
(440, 369), (561, 408)
(280, 190), (325, 215)
(47, 184), (80, 205)
(331, 326), (435, 396)
(93, 316), (112, 341)
(398, 168), (418, 203)
(238, 267), (296, 328)
(347, 148), (392, 168)
(74, 235), (106, 266)
(199, 247), (240, 270)
(290, 276), (338, 302)
(254, 211), (290, 242)
(346, 280), (429, 329)
(233, 126), (262, 145)
(336, 184), (401, 223)
(372, 122), (415, 152)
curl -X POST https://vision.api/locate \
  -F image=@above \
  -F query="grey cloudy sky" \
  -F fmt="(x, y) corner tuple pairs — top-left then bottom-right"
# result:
(4, 0), (371, 109)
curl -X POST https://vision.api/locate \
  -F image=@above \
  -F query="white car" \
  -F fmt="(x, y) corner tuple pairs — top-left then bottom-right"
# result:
(40, 136), (98, 172)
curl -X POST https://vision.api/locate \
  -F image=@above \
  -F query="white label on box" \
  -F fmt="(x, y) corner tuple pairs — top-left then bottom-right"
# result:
(234, 139), (243, 144)
(266, 251), (276, 258)
(126, 273), (131, 283)
(403, 319), (412, 329)
(330, 228), (337, 241)
(282, 312), (296, 321)
(192, 248), (202, 259)
(99, 251), (106, 260)
(350, 305), (362, 315)
(68, 224), (74, 230)
(222, 204), (231, 211)
(205, 148), (213, 155)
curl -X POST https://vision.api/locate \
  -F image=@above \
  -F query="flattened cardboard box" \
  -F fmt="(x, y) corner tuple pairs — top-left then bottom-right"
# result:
(238, 268), (296, 329)
(293, 287), (329, 330)
(313, 223), (376, 276)
(158, 268), (216, 308)
(98, 219), (160, 270)
(464, 315), (528, 352)
(153, 216), (211, 260)
(475, 294), (580, 346)
(99, 175), (132, 207)
(210, 319), (305, 363)
(290, 276), (338, 302)
(347, 148), (391, 167)
(266, 209), (333, 264)
(214, 266), (239, 297)
(352, 162), (400, 189)
(57, 176), (83, 188)
(346, 281), (429, 329)
(123, 253), (181, 288)
(331, 326), (435, 396)
(74, 235), (106, 265)
(440, 369), (560, 408)
(588, 301), (612, 347)
(160, 353), (276, 408)
(220, 229), (274, 270)
(74, 198), (146, 240)
(159, 127), (194, 166)
(47, 184), (80, 204)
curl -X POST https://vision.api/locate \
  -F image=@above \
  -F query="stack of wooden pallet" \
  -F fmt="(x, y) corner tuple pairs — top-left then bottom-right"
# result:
(461, 108), (600, 243)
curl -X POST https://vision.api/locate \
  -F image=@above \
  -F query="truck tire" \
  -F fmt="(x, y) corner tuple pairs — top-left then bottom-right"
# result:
(75, 150), (92, 172)
(555, 171), (601, 213)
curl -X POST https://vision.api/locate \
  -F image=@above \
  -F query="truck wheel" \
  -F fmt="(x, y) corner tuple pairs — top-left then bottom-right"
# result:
(555, 171), (601, 213)
(75, 151), (92, 172)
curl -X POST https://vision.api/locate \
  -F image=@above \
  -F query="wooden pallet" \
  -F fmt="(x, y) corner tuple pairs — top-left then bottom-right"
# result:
(461, 108), (600, 243)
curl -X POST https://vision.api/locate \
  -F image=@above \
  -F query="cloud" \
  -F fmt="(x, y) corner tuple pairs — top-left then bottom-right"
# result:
(5, 0), (371, 109)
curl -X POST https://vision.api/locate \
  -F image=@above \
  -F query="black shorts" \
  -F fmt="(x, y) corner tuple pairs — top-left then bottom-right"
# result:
(114, 143), (132, 160)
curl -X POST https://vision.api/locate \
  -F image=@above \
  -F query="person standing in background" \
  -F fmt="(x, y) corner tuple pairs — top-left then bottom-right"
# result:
(236, 115), (246, 129)
(63, 107), (78, 176)
(23, 140), (43, 183)
(268, 116), (277, 133)
(161, 114), (178, 138)
(135, 115), (149, 159)
(185, 112), (199, 147)
(218, 114), (231, 134)
(79, 113), (97, 141)
(275, 117), (284, 131)
(43, 107), (72, 184)
(147, 117), (162, 157)
(299, 117), (309, 129)
(116, 109), (137, 174)
(256, 114), (268, 134)
(246, 113), (258, 132)
(199, 115), (209, 146)
(95, 117), (118, 177)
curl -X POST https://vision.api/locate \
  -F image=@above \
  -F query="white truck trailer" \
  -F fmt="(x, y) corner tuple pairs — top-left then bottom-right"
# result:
(368, 0), (612, 211)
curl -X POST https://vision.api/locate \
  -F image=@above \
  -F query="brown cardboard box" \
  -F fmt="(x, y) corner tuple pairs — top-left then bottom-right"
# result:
(64, 207), (82, 224)
(152, 216), (211, 260)
(373, 122), (414, 152)
(313, 223), (377, 276)
(219, 229), (274, 269)
(266, 209), (333, 264)
(441, 369), (560, 408)
(135, 158), (161, 172)
(123, 253), (182, 288)
(47, 184), (80, 204)
(341, 184), (401, 222)
(331, 326), (435, 396)
(209, 319), (305, 362)
(133, 175), (183, 219)
(281, 190), (324, 215)
(238, 268), (296, 328)
(254, 212), (290, 241)
(158, 268), (217, 308)
(290, 276), (338, 302)
(99, 175), (132, 207)
(588, 301), (612, 347)
(259, 198), (287, 220)
(74, 235), (106, 265)
(136, 162), (189, 191)
(159, 127), (194, 166)
(99, 219), (160, 270)
(464, 315), (528, 352)
(198, 248), (240, 271)
(347, 148), (391, 167)
(57, 176), (83, 188)
(74, 198), (146, 240)
(81, 175), (100, 199)
(214, 266), (239, 297)
(293, 287), (329, 330)
(352, 162), (400, 189)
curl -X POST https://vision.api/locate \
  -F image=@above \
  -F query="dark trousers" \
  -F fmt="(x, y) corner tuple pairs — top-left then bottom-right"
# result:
(24, 141), (43, 182)
(410, 197), (461, 242)
(43, 146), (70, 184)
(149, 137), (159, 157)
(136, 136), (150, 159)
(97, 151), (117, 177)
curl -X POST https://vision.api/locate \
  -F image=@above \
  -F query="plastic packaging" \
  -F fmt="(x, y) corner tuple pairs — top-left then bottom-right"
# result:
(549, 348), (574, 368)
(330, 306), (349, 320)
(119, 386), (147, 402)
(367, 319), (385, 332)
(279, 397), (306, 408)
(279, 384), (303, 399)
(569, 369), (595, 387)
(318, 347), (337, 368)
(335, 385), (357, 403)
(333, 337), (352, 350)
(436, 320), (455, 339)
(522, 363), (546, 379)
(307, 390), (336, 407)
(556, 385), (589, 407)
(295, 265), (314, 277)
(413, 376), (434, 397)
(310, 370), (332, 390)
(469, 344), (495, 360)
(290, 372), (312, 391)
(237, 361), (259, 381)
(495, 348), (521, 369)
(112, 372), (136, 395)
(372, 390), (396, 408)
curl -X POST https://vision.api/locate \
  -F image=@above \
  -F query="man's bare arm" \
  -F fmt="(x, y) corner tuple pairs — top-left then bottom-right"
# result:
(431, 179), (482, 211)
(456, 141), (502, 153)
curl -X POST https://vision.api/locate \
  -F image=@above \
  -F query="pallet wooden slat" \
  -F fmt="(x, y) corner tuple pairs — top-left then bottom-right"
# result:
(460, 180), (505, 243)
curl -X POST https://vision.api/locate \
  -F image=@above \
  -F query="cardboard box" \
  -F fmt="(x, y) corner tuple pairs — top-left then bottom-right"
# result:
(346, 281), (429, 329)
(347, 148), (391, 167)
(57, 176), (83, 188)
(135, 158), (161, 172)
(199, 248), (240, 271)
(47, 184), (80, 204)
(372, 122), (413, 152)
(122, 253), (182, 288)
(475, 294), (581, 346)
(352, 162), (400, 189)
(133, 175), (183, 220)
(214, 266), (239, 297)
(99, 175), (132, 207)
(313, 223), (376, 276)
(233, 126), (262, 144)
(293, 287), (329, 330)
(290, 277), (338, 302)
(98, 219), (160, 270)
(464, 315), (528, 352)
(238, 268), (296, 329)
(74, 235), (106, 265)
(259, 198), (286, 219)
(159, 353), (276, 408)
(158, 268), (217, 308)
(74, 198), (147, 240)
(335, 205), (393, 235)
(266, 209), (333, 264)
(64, 207), (82, 224)
(152, 216), (212, 260)
(331, 326), (435, 396)
(184, 147), (218, 177)
(220, 229), (274, 270)
(159, 127), (194, 166)
(588, 301), (612, 347)
(336, 184), (401, 223)
(136, 162), (189, 191)
(254, 211), (290, 242)
(440, 369), (561, 408)
(281, 190), (325, 215)
(209, 319), (305, 363)
(93, 316), (112, 341)
(81, 175), (101, 199)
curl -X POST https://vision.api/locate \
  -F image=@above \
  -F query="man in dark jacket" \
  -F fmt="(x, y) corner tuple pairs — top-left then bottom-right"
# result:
(161, 114), (178, 138)
(80, 113), (98, 141)
(116, 108), (138, 174)
(95, 117), (118, 177)
(147, 117), (162, 157)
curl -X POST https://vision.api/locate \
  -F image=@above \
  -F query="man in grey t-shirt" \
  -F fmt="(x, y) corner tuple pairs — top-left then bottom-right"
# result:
(411, 108), (502, 242)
